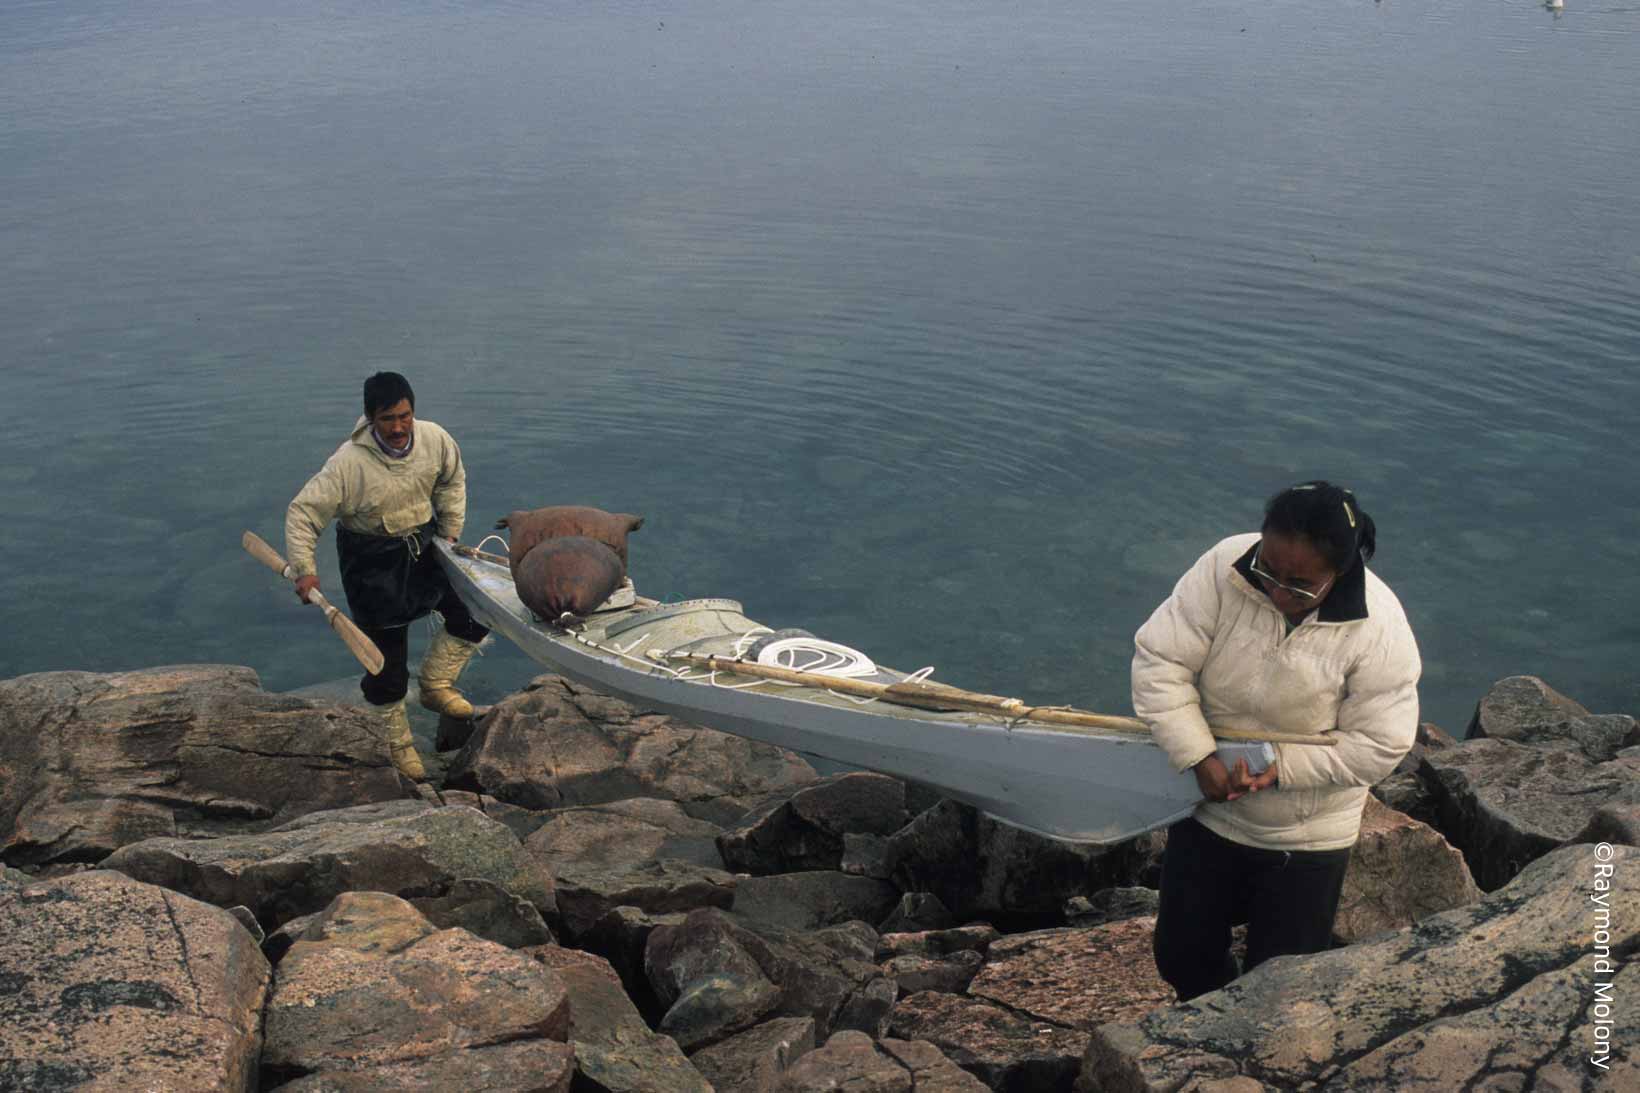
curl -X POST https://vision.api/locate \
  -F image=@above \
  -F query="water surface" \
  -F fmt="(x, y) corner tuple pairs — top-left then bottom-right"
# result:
(3, 0), (1637, 733)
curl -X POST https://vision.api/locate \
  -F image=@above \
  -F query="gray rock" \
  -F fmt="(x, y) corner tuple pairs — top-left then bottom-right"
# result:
(689, 1016), (816, 1093)
(1063, 887), (1160, 928)
(648, 908), (895, 1046)
(580, 905), (689, 1022)
(1369, 769), (1439, 828)
(841, 832), (897, 879)
(103, 801), (555, 929)
(878, 892), (956, 934)
(1333, 795), (1480, 944)
(1572, 783), (1640, 848)
(261, 893), (570, 1078)
(1466, 674), (1589, 738)
(268, 1040), (574, 1092)
(410, 877), (556, 948)
(1422, 738), (1636, 889)
(1078, 843), (1640, 1090)
(881, 950), (984, 996)
(0, 665), (410, 866)
(225, 904), (265, 944)
(733, 870), (901, 931)
(887, 798), (1145, 920)
(718, 773), (909, 875)
(645, 906), (784, 1050)
(525, 797), (735, 940)
(555, 950), (713, 1093)
(1466, 675), (1639, 762)
(888, 990), (1088, 1092)
(833, 974), (899, 1040)
(0, 870), (269, 1091)
(444, 675), (817, 821)
(876, 923), (1001, 962)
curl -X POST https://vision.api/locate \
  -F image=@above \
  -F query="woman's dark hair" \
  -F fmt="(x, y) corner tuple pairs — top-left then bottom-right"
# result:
(1262, 480), (1377, 572)
(363, 371), (415, 418)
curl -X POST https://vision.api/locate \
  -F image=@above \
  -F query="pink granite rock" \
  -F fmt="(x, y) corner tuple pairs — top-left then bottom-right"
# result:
(0, 870), (269, 1090)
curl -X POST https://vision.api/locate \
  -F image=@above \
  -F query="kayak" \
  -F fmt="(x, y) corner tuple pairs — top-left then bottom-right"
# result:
(435, 540), (1199, 844)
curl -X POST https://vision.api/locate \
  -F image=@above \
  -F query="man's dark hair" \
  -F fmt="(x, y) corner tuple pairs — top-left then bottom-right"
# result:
(363, 372), (415, 418)
(1262, 480), (1377, 573)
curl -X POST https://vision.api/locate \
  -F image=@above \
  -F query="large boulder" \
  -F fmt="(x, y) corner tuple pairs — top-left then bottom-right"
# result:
(775, 1031), (989, 1092)
(524, 797), (735, 940)
(1078, 843), (1640, 1090)
(648, 908), (896, 1047)
(968, 920), (1175, 1031)
(718, 772), (910, 874)
(0, 665), (409, 866)
(1467, 675), (1639, 761)
(1422, 738), (1638, 890)
(261, 891), (570, 1082)
(688, 1016), (816, 1093)
(444, 675), (817, 821)
(1333, 795), (1480, 943)
(547, 947), (713, 1093)
(887, 990), (1089, 1092)
(732, 870), (902, 931)
(103, 800), (555, 929)
(644, 907), (785, 1050)
(887, 799), (1145, 921)
(0, 870), (269, 1091)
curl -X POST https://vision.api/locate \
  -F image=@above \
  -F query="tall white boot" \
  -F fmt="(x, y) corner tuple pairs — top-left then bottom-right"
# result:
(417, 629), (481, 719)
(377, 699), (425, 781)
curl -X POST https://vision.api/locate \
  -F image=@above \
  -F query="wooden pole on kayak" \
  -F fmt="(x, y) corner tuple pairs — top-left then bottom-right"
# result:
(242, 531), (386, 675)
(654, 652), (1335, 747)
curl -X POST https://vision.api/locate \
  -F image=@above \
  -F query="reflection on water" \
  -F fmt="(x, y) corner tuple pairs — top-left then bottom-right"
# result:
(2, 0), (1637, 733)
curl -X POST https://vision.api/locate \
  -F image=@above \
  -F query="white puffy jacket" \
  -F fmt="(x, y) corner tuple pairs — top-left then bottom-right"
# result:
(1131, 533), (1421, 851)
(284, 417), (468, 578)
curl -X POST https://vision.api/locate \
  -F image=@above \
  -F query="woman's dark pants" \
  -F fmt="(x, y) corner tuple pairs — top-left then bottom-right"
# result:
(1153, 816), (1351, 1002)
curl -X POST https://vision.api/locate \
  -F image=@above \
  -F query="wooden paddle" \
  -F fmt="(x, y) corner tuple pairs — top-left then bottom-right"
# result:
(242, 531), (385, 675)
(653, 652), (1335, 746)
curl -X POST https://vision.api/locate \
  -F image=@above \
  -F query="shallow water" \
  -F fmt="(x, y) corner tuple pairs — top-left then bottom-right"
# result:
(3, 0), (1637, 733)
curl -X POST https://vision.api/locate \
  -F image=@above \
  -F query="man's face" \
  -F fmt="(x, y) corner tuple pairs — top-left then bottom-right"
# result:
(371, 398), (415, 448)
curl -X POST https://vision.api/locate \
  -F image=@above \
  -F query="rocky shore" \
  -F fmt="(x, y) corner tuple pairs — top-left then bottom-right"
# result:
(1, 665), (1634, 1090)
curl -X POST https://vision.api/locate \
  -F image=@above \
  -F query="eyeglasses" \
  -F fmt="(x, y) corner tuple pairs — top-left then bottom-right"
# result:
(1249, 544), (1334, 602)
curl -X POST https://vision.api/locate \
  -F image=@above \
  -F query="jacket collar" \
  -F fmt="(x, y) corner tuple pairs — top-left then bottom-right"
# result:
(1231, 539), (1368, 624)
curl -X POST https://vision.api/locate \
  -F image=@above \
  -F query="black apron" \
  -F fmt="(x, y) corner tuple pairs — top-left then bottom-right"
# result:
(336, 521), (446, 629)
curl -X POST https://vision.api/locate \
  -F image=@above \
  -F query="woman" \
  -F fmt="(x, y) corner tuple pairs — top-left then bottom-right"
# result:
(1131, 481), (1421, 1001)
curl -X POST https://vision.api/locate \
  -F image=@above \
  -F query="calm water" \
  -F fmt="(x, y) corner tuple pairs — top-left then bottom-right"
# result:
(3, 0), (1637, 736)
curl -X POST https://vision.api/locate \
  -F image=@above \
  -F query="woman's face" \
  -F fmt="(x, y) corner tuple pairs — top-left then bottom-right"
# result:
(1252, 531), (1337, 618)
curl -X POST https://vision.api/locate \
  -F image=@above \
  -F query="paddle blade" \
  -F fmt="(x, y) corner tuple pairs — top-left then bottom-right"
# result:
(329, 611), (386, 675)
(242, 530), (291, 577)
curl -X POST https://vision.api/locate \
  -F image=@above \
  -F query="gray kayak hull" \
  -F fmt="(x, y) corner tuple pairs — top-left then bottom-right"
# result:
(436, 541), (1197, 845)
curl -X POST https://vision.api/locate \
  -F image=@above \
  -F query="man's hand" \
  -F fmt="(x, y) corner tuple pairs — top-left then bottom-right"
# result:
(294, 575), (321, 603)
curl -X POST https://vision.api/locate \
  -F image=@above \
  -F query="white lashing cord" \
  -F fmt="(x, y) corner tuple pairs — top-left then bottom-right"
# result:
(561, 623), (936, 703)
(475, 533), (511, 559)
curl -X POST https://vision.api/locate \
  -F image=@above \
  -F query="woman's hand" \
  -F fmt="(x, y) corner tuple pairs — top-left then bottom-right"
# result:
(1192, 755), (1242, 801)
(1227, 758), (1279, 796)
(1193, 755), (1280, 801)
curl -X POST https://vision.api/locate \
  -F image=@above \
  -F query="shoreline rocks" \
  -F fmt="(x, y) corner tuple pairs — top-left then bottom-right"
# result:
(3, 666), (1634, 1090)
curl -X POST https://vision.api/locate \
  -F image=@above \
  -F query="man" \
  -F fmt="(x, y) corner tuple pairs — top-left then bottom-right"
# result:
(285, 372), (489, 779)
